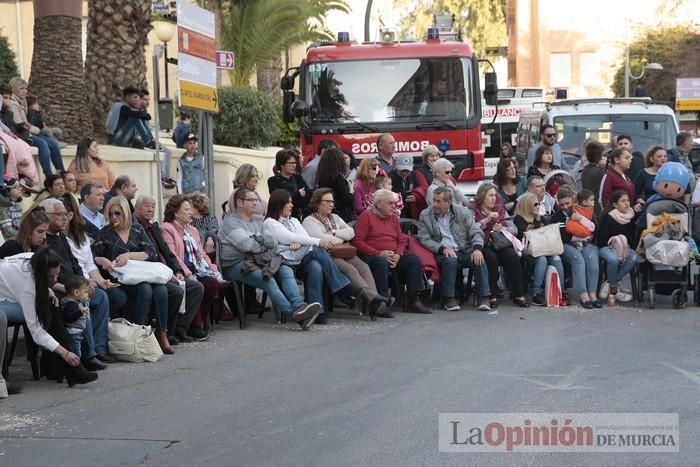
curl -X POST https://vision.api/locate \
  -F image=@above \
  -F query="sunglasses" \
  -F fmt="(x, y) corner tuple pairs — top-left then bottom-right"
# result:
(109, 211), (123, 218)
(444, 170), (452, 175)
(544, 133), (556, 138)
(534, 202), (540, 207)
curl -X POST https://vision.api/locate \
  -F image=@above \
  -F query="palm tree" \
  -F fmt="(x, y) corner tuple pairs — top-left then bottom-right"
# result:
(221, 0), (350, 91)
(84, 0), (153, 141)
(28, 0), (89, 143)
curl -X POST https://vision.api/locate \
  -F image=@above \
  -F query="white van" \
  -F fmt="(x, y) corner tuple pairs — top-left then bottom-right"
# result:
(515, 98), (679, 169)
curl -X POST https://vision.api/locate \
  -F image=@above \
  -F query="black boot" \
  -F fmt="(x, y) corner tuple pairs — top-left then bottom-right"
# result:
(64, 363), (98, 387)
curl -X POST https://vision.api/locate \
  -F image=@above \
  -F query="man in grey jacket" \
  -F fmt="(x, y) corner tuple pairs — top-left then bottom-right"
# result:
(218, 188), (321, 329)
(417, 186), (491, 311)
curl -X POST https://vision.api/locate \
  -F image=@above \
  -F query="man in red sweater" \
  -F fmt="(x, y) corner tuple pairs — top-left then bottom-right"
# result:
(353, 189), (431, 313)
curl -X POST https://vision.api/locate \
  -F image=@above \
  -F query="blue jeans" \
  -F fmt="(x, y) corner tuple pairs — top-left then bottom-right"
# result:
(32, 134), (64, 177)
(121, 282), (169, 330)
(562, 244), (599, 296)
(531, 255), (565, 296)
(82, 288), (110, 357)
(297, 247), (351, 308)
(224, 261), (303, 317)
(437, 249), (490, 298)
(599, 247), (638, 289)
(0, 301), (24, 322)
(160, 146), (173, 178)
(113, 118), (153, 146)
(67, 329), (85, 357)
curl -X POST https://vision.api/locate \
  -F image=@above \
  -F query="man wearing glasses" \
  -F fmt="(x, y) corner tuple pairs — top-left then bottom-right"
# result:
(526, 124), (569, 170)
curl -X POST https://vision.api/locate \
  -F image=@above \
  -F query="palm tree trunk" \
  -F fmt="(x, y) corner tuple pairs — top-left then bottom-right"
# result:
(256, 54), (283, 107)
(84, 0), (152, 141)
(28, 0), (88, 143)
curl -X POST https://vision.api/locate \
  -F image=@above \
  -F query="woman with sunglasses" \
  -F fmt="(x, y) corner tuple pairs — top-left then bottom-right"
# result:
(353, 158), (379, 215)
(513, 192), (567, 306)
(92, 196), (173, 354)
(426, 158), (468, 206)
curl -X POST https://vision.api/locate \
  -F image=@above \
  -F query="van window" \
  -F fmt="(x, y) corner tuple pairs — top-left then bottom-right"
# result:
(553, 114), (676, 155)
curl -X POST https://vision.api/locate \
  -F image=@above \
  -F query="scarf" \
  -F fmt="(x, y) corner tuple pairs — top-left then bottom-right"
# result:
(608, 208), (635, 225)
(182, 228), (215, 277)
(312, 212), (338, 233)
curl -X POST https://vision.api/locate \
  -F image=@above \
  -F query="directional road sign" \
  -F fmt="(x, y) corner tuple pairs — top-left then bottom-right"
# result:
(216, 50), (235, 70)
(177, 0), (218, 113)
(676, 78), (700, 111)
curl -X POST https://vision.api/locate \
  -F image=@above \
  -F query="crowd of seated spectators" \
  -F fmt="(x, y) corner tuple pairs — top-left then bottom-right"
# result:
(0, 84), (697, 401)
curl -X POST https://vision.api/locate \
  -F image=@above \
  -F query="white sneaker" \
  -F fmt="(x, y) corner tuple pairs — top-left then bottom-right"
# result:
(615, 291), (633, 302)
(0, 380), (8, 399)
(599, 281), (609, 299)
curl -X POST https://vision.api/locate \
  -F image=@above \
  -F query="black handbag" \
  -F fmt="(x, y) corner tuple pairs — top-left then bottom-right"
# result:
(489, 231), (513, 251)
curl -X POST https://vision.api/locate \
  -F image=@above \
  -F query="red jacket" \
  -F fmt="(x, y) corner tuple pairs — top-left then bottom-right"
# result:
(352, 209), (408, 256)
(601, 168), (635, 208)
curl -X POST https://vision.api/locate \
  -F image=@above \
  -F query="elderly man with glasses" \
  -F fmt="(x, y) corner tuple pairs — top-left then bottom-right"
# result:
(526, 124), (569, 170)
(353, 189), (431, 314)
(417, 186), (489, 312)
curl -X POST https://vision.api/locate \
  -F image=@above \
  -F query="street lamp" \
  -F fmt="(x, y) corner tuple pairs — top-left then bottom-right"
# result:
(624, 44), (663, 97)
(153, 17), (176, 97)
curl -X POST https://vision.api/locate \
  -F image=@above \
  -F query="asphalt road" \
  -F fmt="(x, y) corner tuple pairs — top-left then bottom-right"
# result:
(1, 299), (699, 466)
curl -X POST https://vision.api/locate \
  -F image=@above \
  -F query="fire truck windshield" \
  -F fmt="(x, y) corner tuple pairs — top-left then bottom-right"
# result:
(306, 57), (474, 124)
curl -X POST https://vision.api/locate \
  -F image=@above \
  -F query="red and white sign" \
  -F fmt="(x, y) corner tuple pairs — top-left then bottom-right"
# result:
(216, 50), (235, 70)
(482, 106), (522, 119)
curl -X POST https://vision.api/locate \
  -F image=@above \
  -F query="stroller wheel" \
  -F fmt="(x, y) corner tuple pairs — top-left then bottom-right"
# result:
(672, 289), (687, 309)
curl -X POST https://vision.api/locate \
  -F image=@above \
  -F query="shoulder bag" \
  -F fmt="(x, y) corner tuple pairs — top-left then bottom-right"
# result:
(107, 318), (163, 362)
(329, 243), (356, 259)
(112, 259), (173, 285)
(523, 223), (564, 257)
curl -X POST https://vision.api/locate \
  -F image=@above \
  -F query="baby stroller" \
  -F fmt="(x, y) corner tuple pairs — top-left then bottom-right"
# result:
(636, 198), (692, 309)
(543, 169), (577, 198)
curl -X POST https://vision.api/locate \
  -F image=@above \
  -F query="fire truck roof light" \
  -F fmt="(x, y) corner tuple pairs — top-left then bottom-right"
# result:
(337, 31), (350, 43)
(427, 28), (440, 40)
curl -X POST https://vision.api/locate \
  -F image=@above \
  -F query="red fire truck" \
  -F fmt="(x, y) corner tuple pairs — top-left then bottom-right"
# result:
(281, 28), (498, 195)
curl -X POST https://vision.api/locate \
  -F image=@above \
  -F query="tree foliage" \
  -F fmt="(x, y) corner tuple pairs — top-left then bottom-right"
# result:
(610, 25), (700, 102)
(220, 0), (349, 86)
(0, 31), (19, 91)
(396, 0), (506, 57)
(212, 86), (280, 148)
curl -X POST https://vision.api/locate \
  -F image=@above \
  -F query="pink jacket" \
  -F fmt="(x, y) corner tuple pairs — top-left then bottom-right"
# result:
(161, 220), (217, 278)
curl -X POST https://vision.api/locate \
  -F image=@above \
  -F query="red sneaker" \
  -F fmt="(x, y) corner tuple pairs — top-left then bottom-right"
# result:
(559, 294), (570, 307)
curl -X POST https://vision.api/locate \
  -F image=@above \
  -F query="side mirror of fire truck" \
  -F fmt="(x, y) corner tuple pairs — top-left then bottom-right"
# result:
(484, 72), (498, 106)
(282, 91), (296, 123)
(291, 100), (310, 119)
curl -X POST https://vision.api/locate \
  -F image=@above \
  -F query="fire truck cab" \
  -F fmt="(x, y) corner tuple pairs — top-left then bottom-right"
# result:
(281, 27), (498, 196)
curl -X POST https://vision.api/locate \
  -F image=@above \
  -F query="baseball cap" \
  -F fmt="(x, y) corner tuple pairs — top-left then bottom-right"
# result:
(395, 155), (414, 171)
(184, 132), (198, 143)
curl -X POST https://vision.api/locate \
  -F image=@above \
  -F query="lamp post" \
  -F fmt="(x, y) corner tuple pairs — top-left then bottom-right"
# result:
(624, 43), (663, 97)
(153, 17), (176, 97)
